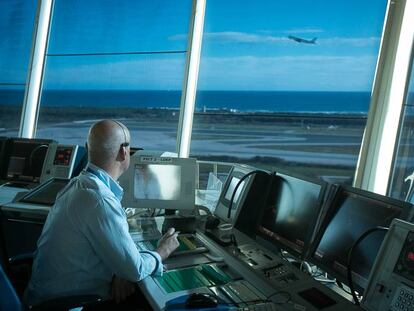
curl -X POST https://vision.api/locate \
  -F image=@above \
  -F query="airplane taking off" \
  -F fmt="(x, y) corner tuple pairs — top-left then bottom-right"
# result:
(288, 35), (317, 44)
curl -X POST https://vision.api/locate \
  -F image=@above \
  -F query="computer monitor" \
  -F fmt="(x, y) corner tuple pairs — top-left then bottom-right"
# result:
(256, 172), (326, 259)
(40, 144), (85, 182)
(0, 137), (8, 179)
(120, 151), (196, 211)
(310, 186), (411, 293)
(214, 164), (256, 223)
(3, 138), (54, 183)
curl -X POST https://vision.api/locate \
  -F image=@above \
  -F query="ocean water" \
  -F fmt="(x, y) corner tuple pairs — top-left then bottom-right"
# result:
(0, 89), (371, 113)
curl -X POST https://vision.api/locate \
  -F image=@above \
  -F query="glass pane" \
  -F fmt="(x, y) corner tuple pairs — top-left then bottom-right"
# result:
(191, 0), (387, 184)
(389, 65), (414, 201)
(48, 0), (189, 54)
(0, 0), (37, 135)
(37, 0), (191, 149)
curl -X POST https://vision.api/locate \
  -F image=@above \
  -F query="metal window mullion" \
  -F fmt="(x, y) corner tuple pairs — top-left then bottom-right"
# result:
(176, 0), (206, 158)
(18, 0), (54, 138)
(354, 0), (414, 195)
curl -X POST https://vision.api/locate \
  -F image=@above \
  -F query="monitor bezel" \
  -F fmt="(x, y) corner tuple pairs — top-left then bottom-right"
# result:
(309, 185), (412, 293)
(213, 164), (256, 224)
(0, 137), (8, 179)
(3, 138), (54, 183)
(120, 153), (196, 211)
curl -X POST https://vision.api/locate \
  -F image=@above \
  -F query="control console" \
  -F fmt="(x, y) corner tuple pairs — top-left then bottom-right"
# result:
(363, 219), (414, 311)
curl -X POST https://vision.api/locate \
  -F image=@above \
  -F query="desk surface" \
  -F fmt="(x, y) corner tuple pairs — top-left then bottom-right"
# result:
(0, 185), (29, 206)
(132, 215), (361, 311)
(0, 188), (362, 311)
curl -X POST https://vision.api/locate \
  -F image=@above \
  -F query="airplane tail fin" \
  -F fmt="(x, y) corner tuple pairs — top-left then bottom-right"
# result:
(311, 37), (317, 43)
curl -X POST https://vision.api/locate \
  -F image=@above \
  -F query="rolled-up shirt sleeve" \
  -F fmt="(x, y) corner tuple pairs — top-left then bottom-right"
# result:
(81, 193), (162, 281)
(140, 251), (163, 276)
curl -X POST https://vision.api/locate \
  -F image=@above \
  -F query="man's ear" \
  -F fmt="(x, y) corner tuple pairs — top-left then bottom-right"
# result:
(119, 146), (126, 160)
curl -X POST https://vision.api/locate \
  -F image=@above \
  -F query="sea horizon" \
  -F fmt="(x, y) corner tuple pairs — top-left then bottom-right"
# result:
(0, 89), (371, 114)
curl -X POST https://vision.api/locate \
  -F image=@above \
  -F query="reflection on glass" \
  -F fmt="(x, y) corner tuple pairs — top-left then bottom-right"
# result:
(191, 0), (387, 183)
(389, 62), (414, 201)
(0, 1), (37, 135)
(36, 0), (191, 150)
(224, 177), (245, 204)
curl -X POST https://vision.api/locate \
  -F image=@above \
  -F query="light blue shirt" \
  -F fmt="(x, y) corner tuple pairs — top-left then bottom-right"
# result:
(24, 163), (162, 306)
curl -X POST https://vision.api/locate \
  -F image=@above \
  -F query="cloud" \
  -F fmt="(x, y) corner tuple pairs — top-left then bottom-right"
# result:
(170, 31), (380, 47)
(320, 37), (380, 46)
(197, 55), (378, 91)
(170, 32), (288, 43)
(203, 32), (288, 43)
(284, 28), (324, 34)
(168, 34), (187, 41)
(43, 56), (186, 90)
(41, 53), (378, 92)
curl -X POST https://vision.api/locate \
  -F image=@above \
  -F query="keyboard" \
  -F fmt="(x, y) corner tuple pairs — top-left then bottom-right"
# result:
(137, 234), (208, 257)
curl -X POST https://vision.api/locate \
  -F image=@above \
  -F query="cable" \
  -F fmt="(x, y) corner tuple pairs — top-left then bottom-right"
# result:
(217, 291), (291, 308)
(229, 234), (241, 255)
(336, 280), (356, 296)
(278, 250), (291, 263)
(28, 144), (49, 181)
(346, 226), (388, 305)
(151, 208), (157, 217)
(227, 169), (270, 219)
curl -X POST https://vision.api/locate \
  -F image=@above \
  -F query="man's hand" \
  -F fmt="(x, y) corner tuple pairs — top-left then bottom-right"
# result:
(110, 275), (136, 304)
(156, 227), (180, 260)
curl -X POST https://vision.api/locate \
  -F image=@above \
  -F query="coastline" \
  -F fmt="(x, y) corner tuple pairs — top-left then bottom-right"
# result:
(0, 105), (367, 184)
(0, 104), (367, 128)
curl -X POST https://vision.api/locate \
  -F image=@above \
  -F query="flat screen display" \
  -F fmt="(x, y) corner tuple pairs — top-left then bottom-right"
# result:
(257, 174), (323, 257)
(312, 189), (402, 291)
(224, 176), (245, 204)
(6, 139), (51, 182)
(213, 164), (254, 223)
(133, 164), (181, 201)
(53, 147), (73, 166)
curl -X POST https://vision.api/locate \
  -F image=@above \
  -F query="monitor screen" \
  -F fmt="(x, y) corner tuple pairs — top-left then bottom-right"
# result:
(53, 147), (73, 166)
(311, 187), (405, 292)
(5, 138), (53, 183)
(224, 176), (245, 203)
(133, 164), (180, 200)
(119, 152), (196, 211)
(214, 164), (253, 223)
(256, 173), (324, 258)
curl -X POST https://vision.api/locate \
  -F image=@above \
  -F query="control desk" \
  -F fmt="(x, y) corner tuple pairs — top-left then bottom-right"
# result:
(129, 215), (360, 311)
(0, 158), (411, 310)
(0, 178), (70, 259)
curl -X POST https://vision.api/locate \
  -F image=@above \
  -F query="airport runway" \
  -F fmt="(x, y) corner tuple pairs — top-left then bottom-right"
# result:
(18, 120), (364, 168)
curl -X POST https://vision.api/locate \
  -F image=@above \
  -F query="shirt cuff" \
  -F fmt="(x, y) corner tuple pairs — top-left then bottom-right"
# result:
(140, 250), (163, 276)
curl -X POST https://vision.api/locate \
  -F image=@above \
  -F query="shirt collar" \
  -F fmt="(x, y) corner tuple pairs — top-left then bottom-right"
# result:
(85, 163), (124, 201)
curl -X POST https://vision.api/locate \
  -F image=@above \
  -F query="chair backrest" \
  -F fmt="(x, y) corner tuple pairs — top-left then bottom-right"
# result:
(0, 264), (23, 311)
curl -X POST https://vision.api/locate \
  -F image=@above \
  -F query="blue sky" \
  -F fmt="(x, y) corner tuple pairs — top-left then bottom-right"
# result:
(1, 0), (388, 91)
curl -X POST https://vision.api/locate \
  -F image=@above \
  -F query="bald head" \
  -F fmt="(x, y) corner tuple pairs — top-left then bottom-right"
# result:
(87, 120), (130, 173)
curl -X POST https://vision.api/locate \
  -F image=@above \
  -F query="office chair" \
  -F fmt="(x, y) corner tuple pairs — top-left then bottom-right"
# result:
(0, 261), (22, 311)
(1, 255), (103, 311)
(0, 217), (103, 310)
